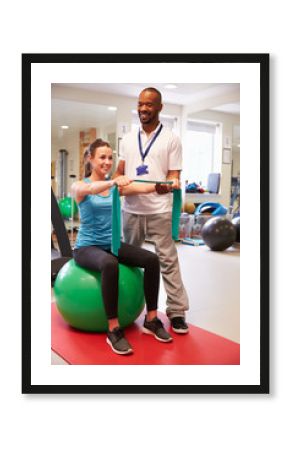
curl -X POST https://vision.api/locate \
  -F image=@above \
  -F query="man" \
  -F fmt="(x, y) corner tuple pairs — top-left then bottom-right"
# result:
(114, 87), (189, 333)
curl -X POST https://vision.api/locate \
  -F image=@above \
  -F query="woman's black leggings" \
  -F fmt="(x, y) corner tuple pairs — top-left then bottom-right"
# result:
(73, 243), (160, 320)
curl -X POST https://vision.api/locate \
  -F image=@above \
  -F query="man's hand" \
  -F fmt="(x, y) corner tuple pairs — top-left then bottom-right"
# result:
(155, 183), (171, 194)
(155, 178), (180, 195)
(170, 178), (181, 190)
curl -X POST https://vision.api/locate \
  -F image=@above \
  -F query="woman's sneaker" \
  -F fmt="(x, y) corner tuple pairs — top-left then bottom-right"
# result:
(170, 317), (189, 334)
(106, 327), (133, 355)
(142, 317), (173, 342)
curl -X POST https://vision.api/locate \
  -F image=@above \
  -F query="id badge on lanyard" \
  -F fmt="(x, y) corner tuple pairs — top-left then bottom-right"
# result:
(136, 124), (163, 177)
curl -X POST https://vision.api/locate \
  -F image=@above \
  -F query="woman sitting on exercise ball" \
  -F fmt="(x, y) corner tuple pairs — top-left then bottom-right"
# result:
(72, 138), (172, 355)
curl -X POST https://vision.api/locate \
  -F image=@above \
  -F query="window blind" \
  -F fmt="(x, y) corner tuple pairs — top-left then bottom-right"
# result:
(187, 120), (217, 134)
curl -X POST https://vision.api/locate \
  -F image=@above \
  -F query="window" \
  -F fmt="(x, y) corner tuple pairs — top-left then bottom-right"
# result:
(183, 120), (221, 187)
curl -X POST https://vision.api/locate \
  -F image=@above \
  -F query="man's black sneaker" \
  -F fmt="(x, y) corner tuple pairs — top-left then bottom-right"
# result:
(142, 317), (173, 342)
(106, 327), (133, 355)
(170, 317), (189, 334)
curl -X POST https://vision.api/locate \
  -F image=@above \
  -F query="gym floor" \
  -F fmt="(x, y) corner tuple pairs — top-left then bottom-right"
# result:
(51, 241), (240, 365)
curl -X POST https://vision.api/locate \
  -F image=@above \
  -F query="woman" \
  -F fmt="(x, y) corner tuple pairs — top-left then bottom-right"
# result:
(72, 139), (172, 355)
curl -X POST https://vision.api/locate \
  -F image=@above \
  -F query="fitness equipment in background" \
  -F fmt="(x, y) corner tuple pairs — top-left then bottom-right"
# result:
(56, 172), (79, 246)
(57, 149), (68, 199)
(183, 202), (196, 214)
(54, 259), (145, 332)
(201, 216), (236, 251)
(232, 215), (240, 243)
(191, 201), (228, 236)
(51, 175), (56, 196)
(195, 201), (227, 216)
(51, 188), (73, 284)
(230, 175), (240, 217)
(179, 212), (191, 239)
(58, 196), (78, 219)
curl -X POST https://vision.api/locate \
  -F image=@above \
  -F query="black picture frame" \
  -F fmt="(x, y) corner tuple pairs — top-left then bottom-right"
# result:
(22, 53), (269, 394)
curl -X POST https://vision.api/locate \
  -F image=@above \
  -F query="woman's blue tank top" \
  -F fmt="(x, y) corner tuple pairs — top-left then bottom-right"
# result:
(74, 178), (113, 250)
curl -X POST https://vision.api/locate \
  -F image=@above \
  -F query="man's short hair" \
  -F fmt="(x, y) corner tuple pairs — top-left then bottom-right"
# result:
(141, 87), (162, 104)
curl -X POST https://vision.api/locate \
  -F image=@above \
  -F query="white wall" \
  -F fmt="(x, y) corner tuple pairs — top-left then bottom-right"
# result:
(232, 149), (240, 177)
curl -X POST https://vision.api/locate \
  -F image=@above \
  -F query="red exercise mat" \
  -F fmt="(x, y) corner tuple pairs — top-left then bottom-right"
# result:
(51, 303), (240, 365)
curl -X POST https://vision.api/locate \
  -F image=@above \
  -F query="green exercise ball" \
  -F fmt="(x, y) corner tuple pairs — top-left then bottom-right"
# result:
(58, 196), (78, 219)
(54, 259), (145, 332)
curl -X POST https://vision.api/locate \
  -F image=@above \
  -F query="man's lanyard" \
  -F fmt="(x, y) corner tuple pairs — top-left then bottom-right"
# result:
(138, 123), (163, 163)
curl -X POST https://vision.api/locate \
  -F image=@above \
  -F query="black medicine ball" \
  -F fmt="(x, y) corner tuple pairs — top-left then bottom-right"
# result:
(232, 216), (240, 243)
(201, 216), (237, 251)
